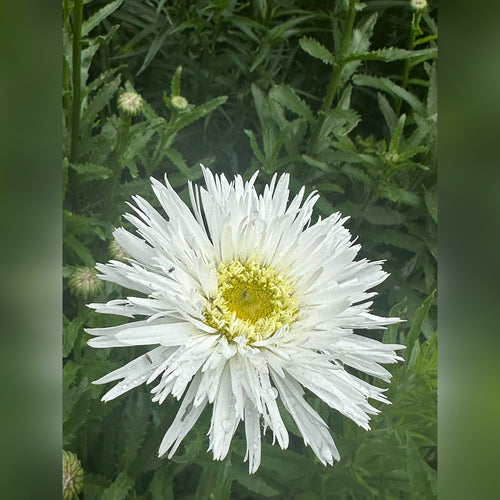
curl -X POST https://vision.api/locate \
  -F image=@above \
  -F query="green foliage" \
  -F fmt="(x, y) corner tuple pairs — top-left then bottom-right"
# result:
(63, 0), (437, 498)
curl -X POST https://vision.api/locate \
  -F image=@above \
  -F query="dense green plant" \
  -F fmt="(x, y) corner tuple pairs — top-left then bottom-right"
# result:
(63, 0), (437, 498)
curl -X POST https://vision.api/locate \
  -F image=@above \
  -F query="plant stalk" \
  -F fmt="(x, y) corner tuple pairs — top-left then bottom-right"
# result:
(395, 11), (421, 114)
(70, 0), (83, 163)
(309, 0), (357, 154)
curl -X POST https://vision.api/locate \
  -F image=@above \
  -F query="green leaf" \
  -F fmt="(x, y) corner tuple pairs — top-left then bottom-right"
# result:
(81, 0), (124, 37)
(138, 23), (173, 74)
(170, 65), (183, 97)
(345, 47), (437, 63)
(63, 316), (83, 357)
(100, 471), (134, 500)
(301, 154), (330, 173)
(353, 75), (425, 115)
(233, 466), (279, 497)
(405, 291), (436, 364)
(299, 36), (335, 65)
(69, 163), (113, 181)
(315, 182), (345, 194)
(424, 186), (438, 223)
(164, 147), (193, 178)
(388, 113), (406, 153)
(244, 129), (266, 164)
(270, 85), (313, 122)
(378, 185), (421, 206)
(171, 96), (228, 131)
(63, 360), (80, 392)
(377, 92), (397, 132)
(81, 74), (121, 129)
(364, 206), (403, 226)
(406, 433), (435, 498)
(383, 297), (408, 344)
(65, 235), (95, 266)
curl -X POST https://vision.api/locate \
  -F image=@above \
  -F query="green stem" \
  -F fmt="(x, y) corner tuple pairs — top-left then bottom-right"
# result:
(309, 0), (357, 154)
(70, 0), (83, 163)
(322, 0), (357, 112)
(395, 11), (421, 114)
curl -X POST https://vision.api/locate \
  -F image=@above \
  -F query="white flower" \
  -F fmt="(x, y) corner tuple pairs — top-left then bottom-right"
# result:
(87, 167), (404, 473)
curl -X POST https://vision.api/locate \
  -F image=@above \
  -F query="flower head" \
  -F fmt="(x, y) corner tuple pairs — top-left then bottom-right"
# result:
(87, 168), (404, 473)
(117, 91), (143, 115)
(62, 450), (84, 500)
(170, 95), (189, 111)
(69, 267), (102, 299)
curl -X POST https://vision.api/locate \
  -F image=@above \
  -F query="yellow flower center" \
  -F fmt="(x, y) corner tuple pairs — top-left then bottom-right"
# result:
(204, 258), (298, 343)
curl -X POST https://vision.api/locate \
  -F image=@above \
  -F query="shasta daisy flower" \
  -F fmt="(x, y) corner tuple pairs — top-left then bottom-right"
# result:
(87, 168), (404, 473)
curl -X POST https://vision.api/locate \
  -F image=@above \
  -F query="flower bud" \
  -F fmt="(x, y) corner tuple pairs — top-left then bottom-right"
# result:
(109, 240), (129, 262)
(171, 95), (189, 111)
(411, 0), (427, 10)
(117, 91), (143, 115)
(62, 450), (84, 500)
(69, 267), (103, 299)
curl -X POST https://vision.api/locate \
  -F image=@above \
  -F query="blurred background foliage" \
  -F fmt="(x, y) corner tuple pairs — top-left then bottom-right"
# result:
(63, 0), (437, 498)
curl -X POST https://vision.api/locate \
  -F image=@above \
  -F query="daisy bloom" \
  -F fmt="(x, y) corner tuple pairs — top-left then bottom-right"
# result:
(87, 168), (404, 473)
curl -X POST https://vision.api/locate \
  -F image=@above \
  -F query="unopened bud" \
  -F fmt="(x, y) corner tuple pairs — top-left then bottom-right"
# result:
(410, 0), (427, 10)
(62, 450), (84, 500)
(171, 95), (189, 111)
(69, 267), (103, 299)
(109, 240), (129, 262)
(118, 91), (143, 115)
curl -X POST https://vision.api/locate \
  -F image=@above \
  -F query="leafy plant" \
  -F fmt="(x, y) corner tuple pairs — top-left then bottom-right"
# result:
(63, 0), (437, 498)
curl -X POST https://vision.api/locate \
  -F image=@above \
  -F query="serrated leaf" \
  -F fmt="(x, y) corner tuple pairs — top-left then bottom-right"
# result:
(299, 37), (335, 65)
(81, 0), (124, 37)
(138, 23), (173, 74)
(301, 154), (330, 173)
(100, 471), (134, 500)
(164, 147), (193, 177)
(341, 164), (374, 185)
(388, 113), (406, 153)
(353, 75), (425, 115)
(81, 74), (121, 129)
(316, 183), (345, 194)
(406, 433), (435, 498)
(406, 291), (436, 364)
(364, 206), (403, 226)
(65, 235), (95, 266)
(378, 92), (397, 133)
(423, 186), (438, 224)
(170, 65), (182, 97)
(63, 360), (80, 392)
(383, 297), (407, 344)
(234, 470), (279, 497)
(270, 85), (313, 122)
(378, 185), (421, 206)
(63, 316), (83, 357)
(348, 13), (377, 56)
(70, 163), (113, 181)
(171, 96), (228, 131)
(244, 129), (266, 164)
(346, 47), (437, 63)
(251, 41), (271, 72)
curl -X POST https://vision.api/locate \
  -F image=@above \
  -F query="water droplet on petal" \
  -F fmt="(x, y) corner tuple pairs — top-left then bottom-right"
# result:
(268, 387), (278, 399)
(222, 419), (232, 432)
